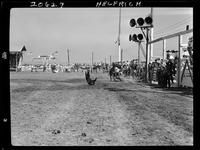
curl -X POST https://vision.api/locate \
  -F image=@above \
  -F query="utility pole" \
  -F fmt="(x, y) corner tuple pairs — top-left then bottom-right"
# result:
(118, 8), (121, 62)
(91, 51), (94, 73)
(129, 15), (153, 83)
(110, 55), (112, 65)
(121, 49), (123, 63)
(149, 7), (154, 63)
(92, 51), (93, 66)
(16, 53), (18, 72)
(145, 28), (150, 82)
(163, 39), (166, 59)
(138, 41), (142, 77)
(138, 42), (141, 65)
(177, 35), (182, 87)
(67, 49), (70, 65)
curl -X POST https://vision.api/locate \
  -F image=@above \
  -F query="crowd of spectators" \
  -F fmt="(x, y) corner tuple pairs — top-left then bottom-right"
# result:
(115, 57), (177, 88)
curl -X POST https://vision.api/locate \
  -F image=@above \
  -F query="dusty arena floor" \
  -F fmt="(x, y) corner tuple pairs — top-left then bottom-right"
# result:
(10, 71), (193, 146)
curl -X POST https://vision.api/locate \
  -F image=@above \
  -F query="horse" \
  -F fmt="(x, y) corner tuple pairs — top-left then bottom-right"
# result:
(74, 63), (80, 72)
(109, 66), (121, 81)
(92, 64), (101, 73)
(102, 64), (109, 73)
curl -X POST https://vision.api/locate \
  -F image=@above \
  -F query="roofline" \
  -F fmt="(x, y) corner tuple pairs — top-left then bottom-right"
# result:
(148, 29), (193, 44)
(10, 51), (23, 54)
(10, 45), (27, 52)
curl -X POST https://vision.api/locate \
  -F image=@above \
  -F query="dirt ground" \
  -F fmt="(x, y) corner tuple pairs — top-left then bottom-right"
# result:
(10, 71), (193, 146)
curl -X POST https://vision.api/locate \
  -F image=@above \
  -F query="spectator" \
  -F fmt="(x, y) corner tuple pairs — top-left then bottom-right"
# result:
(148, 62), (153, 84)
(166, 59), (174, 87)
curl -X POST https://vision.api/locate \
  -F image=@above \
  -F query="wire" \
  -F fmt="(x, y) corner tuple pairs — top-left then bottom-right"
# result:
(154, 17), (192, 34)
(154, 21), (193, 38)
(154, 24), (193, 39)
(154, 21), (193, 37)
(154, 17), (193, 38)
(154, 27), (193, 39)
(155, 18), (192, 32)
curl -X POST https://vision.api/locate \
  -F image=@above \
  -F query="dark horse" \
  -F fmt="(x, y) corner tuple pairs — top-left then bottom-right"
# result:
(109, 65), (121, 81)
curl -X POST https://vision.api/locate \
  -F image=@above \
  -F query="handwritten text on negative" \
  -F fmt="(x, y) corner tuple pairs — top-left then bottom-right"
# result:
(96, 1), (142, 7)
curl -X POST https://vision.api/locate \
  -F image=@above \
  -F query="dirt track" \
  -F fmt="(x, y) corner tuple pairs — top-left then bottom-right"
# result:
(10, 71), (193, 146)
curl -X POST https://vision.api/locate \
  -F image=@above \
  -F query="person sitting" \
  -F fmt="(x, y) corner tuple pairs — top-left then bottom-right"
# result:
(87, 77), (97, 85)
(85, 69), (90, 81)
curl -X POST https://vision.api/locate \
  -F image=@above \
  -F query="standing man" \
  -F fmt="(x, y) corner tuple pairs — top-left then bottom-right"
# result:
(148, 62), (153, 84)
(166, 58), (174, 87)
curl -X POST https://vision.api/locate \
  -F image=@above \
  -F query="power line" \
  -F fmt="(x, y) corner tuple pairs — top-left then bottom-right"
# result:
(154, 17), (192, 34)
(155, 24), (193, 38)
(154, 21), (192, 37)
(154, 22), (193, 38)
(154, 17), (192, 36)
(154, 27), (193, 39)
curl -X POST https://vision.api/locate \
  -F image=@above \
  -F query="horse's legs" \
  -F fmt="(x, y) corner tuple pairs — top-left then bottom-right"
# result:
(113, 73), (116, 81)
(118, 76), (122, 81)
(116, 72), (121, 81)
(109, 72), (112, 81)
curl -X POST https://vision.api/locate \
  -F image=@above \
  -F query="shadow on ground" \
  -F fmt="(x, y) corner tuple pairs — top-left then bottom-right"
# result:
(149, 83), (193, 97)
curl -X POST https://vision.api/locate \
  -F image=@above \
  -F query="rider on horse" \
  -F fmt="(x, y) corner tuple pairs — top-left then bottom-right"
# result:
(109, 63), (121, 81)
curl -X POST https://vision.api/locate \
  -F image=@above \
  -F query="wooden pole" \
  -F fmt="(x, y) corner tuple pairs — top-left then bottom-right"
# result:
(163, 39), (166, 59)
(16, 53), (17, 72)
(92, 51), (93, 66)
(140, 43), (146, 59)
(145, 28), (150, 82)
(118, 8), (121, 62)
(121, 49), (123, 63)
(177, 35), (182, 87)
(67, 49), (70, 65)
(150, 7), (154, 63)
(138, 42), (141, 65)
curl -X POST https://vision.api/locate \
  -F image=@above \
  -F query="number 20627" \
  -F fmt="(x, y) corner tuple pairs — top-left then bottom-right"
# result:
(30, 2), (64, 8)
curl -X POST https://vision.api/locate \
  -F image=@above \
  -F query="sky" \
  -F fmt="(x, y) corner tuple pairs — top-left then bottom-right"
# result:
(10, 7), (193, 65)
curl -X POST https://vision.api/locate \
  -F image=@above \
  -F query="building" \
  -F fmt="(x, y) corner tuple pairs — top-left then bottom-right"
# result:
(10, 45), (27, 71)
